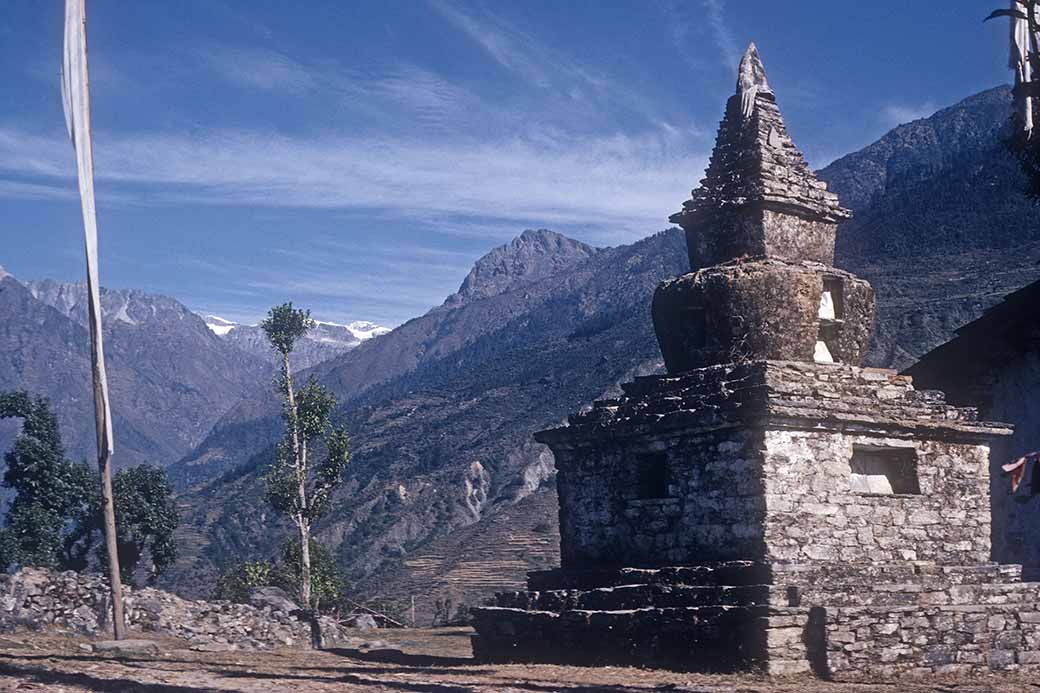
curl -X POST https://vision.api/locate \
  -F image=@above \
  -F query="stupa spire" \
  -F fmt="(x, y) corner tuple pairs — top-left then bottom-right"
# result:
(653, 41), (874, 374)
(670, 42), (849, 270)
(737, 42), (771, 119)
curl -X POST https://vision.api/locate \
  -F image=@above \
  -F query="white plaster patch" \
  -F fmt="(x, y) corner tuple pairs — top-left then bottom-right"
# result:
(818, 290), (836, 320)
(814, 340), (834, 363)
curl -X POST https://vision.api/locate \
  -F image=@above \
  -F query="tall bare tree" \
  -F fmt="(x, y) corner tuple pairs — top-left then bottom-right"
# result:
(260, 303), (351, 612)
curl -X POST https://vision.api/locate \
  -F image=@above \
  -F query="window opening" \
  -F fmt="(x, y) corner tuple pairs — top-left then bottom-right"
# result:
(636, 452), (670, 499)
(849, 445), (920, 495)
(820, 278), (845, 320)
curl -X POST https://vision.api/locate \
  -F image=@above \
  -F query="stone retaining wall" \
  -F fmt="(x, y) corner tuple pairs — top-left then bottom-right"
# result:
(0, 568), (346, 650)
(823, 603), (1040, 677)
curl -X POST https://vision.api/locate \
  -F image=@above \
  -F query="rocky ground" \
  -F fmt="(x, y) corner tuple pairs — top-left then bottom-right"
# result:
(0, 627), (1037, 692)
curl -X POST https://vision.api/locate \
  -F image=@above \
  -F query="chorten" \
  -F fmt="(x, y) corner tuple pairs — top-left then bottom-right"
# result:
(472, 44), (1038, 678)
(654, 43), (873, 373)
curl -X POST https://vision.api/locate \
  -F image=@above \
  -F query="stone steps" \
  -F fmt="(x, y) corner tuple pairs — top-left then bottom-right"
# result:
(527, 561), (769, 590)
(496, 583), (772, 611)
(496, 580), (1040, 614)
(471, 604), (772, 671)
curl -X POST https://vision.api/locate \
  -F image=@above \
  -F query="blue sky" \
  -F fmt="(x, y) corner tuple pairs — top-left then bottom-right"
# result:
(0, 1), (1011, 326)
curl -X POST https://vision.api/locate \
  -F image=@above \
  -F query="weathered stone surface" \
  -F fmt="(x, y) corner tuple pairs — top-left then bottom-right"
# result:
(534, 361), (1008, 571)
(473, 41), (1033, 679)
(907, 280), (1040, 580)
(658, 44), (872, 375)
(248, 586), (299, 614)
(0, 568), (348, 650)
(653, 261), (874, 372)
(483, 354), (1028, 675)
(670, 45), (850, 269)
(346, 614), (378, 631)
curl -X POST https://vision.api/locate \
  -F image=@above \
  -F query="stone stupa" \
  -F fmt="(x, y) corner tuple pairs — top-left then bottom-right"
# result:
(471, 44), (1040, 678)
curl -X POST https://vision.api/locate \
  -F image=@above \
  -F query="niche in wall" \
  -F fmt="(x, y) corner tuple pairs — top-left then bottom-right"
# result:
(848, 445), (921, 495)
(636, 452), (671, 499)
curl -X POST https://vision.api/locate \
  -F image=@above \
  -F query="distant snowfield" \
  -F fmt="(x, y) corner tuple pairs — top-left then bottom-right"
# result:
(203, 314), (390, 341)
(202, 315), (241, 336)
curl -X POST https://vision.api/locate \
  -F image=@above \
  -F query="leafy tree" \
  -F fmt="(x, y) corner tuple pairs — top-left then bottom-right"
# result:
(271, 538), (345, 612)
(260, 303), (351, 609)
(0, 390), (178, 583)
(33, 464), (179, 585)
(213, 539), (345, 612)
(65, 465), (177, 584)
(108, 466), (178, 584)
(0, 391), (90, 570)
(214, 559), (275, 604)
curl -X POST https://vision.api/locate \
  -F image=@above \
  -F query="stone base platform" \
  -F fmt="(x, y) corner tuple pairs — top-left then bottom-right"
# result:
(470, 562), (1040, 677)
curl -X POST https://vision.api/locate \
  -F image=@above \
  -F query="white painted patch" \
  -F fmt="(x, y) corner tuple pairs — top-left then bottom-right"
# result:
(849, 472), (894, 495)
(818, 290), (835, 320)
(814, 340), (834, 363)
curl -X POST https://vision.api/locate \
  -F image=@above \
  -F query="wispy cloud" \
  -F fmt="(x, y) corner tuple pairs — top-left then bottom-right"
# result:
(429, 1), (555, 88)
(701, 0), (741, 72)
(180, 240), (474, 324)
(427, 1), (668, 128)
(0, 178), (75, 201)
(0, 123), (705, 243)
(879, 102), (937, 128)
(196, 44), (316, 93)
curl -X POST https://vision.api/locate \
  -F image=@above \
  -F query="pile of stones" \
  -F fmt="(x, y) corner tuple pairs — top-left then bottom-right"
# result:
(0, 567), (356, 650)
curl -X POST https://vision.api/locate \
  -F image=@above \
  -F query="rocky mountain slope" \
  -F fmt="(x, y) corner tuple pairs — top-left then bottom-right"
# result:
(0, 276), (270, 470)
(14, 86), (1037, 620)
(164, 85), (1040, 617)
(819, 85), (1040, 368)
(445, 229), (598, 306)
(163, 228), (676, 606)
(202, 316), (390, 371)
(166, 229), (601, 487)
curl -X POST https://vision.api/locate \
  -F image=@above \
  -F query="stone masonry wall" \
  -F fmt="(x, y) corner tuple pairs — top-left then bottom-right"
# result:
(823, 601), (1040, 677)
(763, 431), (992, 564)
(555, 428), (765, 567)
(542, 361), (1008, 572)
(0, 568), (346, 650)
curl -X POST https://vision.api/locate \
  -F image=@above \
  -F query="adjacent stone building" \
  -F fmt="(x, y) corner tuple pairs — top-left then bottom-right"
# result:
(471, 44), (1040, 677)
(907, 279), (1040, 580)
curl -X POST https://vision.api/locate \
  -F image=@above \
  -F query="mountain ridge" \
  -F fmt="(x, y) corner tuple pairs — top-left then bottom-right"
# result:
(5, 84), (1040, 621)
(162, 83), (1040, 616)
(200, 314), (391, 371)
(1, 274), (270, 470)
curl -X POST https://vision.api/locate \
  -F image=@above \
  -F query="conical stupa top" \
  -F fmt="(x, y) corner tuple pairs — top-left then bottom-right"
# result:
(670, 43), (849, 227)
(737, 42), (771, 119)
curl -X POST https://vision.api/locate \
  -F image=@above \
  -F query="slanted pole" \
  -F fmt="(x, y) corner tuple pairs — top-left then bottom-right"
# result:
(98, 449), (125, 639)
(62, 0), (125, 639)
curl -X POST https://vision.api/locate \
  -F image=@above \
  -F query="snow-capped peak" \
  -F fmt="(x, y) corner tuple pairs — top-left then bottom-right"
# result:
(346, 320), (391, 341)
(204, 315), (240, 336)
(198, 311), (389, 358)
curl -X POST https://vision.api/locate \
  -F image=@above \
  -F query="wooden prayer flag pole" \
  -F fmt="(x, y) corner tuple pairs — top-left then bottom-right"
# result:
(61, 0), (126, 640)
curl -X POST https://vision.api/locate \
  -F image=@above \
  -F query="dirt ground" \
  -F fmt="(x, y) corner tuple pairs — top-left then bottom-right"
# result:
(0, 627), (1038, 692)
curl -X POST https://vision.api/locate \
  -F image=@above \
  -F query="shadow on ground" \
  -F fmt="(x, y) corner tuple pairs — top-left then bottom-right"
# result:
(0, 659), (221, 693)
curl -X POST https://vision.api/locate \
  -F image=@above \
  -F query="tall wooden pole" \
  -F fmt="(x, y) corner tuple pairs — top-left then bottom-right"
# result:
(98, 453), (125, 639)
(62, 0), (125, 639)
